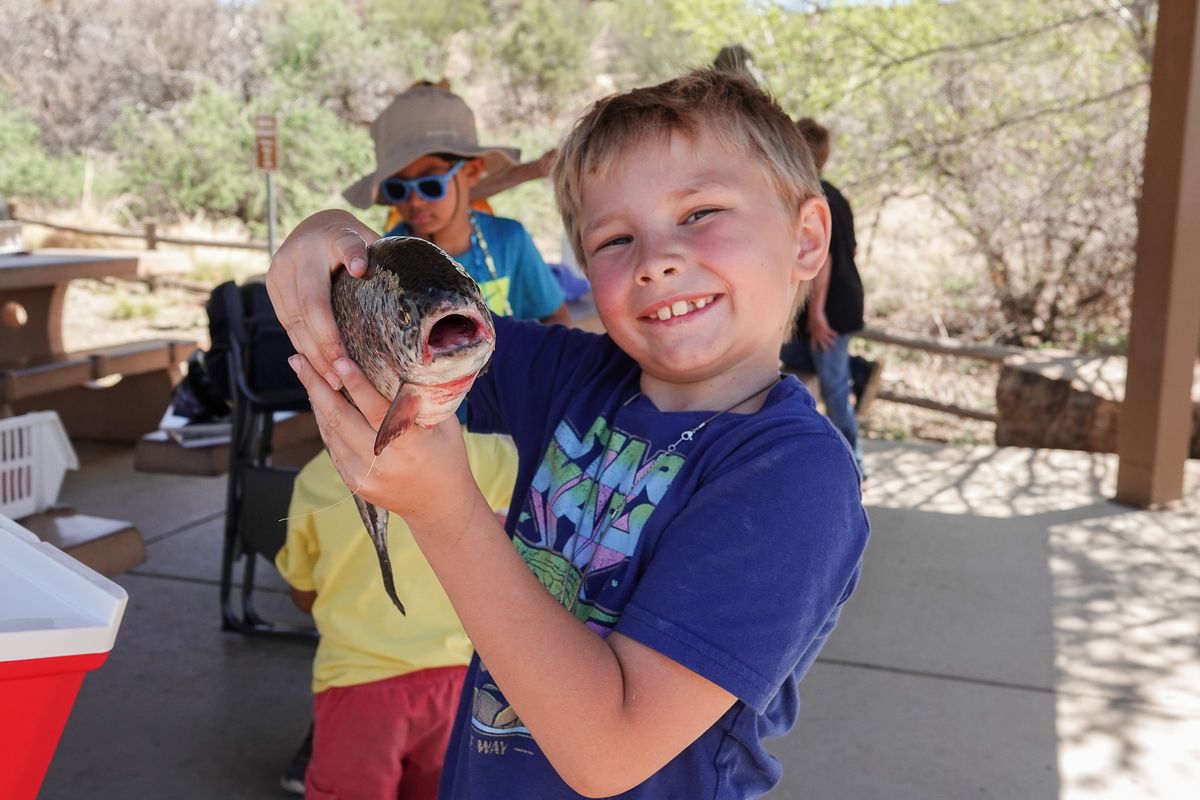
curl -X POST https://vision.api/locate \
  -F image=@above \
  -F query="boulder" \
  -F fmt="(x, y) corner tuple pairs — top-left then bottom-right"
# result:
(995, 353), (1200, 457)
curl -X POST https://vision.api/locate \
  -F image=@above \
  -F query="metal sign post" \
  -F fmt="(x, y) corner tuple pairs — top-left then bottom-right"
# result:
(255, 115), (279, 254)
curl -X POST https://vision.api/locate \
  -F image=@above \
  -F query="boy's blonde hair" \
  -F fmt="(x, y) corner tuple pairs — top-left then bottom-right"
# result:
(552, 68), (823, 272)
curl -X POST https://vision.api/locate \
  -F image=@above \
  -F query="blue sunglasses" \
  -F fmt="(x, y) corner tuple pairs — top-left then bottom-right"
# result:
(379, 160), (465, 204)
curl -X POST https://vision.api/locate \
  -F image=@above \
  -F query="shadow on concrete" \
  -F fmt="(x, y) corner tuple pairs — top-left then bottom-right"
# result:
(33, 439), (1200, 799)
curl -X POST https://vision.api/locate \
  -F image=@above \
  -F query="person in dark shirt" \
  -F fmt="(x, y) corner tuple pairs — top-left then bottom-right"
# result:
(781, 118), (882, 476)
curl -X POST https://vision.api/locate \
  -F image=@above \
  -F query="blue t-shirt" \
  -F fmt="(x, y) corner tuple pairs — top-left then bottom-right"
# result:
(442, 316), (870, 799)
(385, 211), (564, 321)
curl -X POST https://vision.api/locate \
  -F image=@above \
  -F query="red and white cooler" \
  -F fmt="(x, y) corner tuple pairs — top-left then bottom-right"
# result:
(0, 513), (128, 800)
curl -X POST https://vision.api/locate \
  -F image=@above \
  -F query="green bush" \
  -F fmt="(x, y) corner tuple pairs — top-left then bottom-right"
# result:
(0, 98), (84, 204)
(111, 83), (372, 234)
(112, 85), (254, 220)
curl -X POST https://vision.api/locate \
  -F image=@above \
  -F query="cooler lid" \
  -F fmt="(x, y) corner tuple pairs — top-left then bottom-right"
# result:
(0, 514), (128, 662)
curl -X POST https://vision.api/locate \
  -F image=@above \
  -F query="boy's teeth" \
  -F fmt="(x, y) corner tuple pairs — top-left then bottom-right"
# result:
(652, 296), (714, 320)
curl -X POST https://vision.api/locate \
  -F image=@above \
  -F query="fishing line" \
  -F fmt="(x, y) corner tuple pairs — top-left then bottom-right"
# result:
(278, 451), (382, 523)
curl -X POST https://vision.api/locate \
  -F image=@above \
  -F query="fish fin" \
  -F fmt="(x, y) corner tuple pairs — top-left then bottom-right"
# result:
(374, 384), (420, 456)
(352, 494), (407, 615)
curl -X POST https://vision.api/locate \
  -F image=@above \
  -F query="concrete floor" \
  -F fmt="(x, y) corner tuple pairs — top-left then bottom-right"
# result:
(34, 438), (1200, 799)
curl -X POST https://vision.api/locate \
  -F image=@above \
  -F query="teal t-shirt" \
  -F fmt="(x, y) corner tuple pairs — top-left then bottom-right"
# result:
(384, 211), (564, 322)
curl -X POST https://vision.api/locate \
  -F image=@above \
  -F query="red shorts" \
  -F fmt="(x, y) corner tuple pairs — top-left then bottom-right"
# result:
(305, 665), (468, 800)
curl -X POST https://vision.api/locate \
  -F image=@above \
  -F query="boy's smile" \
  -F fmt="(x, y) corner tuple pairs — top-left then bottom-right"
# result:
(641, 293), (717, 322)
(579, 131), (828, 411)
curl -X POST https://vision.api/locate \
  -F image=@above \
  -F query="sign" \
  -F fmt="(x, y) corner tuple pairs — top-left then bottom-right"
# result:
(255, 114), (279, 171)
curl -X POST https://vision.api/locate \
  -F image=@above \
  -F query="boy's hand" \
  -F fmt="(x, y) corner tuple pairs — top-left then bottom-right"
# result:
(268, 210), (379, 390)
(806, 309), (838, 351)
(290, 588), (316, 615)
(529, 148), (556, 180)
(288, 352), (472, 525)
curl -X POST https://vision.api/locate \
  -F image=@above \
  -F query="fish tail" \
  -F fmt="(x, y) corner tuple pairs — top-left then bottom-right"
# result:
(352, 495), (407, 615)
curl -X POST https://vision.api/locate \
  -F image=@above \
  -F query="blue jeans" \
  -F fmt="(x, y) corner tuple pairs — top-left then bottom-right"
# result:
(781, 335), (863, 473)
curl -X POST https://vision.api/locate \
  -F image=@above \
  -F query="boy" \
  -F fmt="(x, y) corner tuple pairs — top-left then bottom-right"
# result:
(343, 82), (569, 325)
(269, 69), (869, 798)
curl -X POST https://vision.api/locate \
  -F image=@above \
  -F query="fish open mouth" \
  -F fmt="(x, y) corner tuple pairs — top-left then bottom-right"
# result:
(424, 310), (490, 361)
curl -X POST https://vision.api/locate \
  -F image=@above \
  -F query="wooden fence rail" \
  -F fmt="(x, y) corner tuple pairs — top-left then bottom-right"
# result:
(16, 216), (270, 253)
(855, 326), (1006, 423)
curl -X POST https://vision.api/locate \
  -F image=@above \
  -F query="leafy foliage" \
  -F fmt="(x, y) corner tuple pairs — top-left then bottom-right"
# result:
(0, 0), (1160, 349)
(0, 99), (83, 204)
(493, 0), (593, 119)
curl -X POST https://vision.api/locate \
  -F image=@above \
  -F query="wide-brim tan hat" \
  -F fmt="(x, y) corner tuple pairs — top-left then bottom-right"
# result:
(344, 85), (520, 209)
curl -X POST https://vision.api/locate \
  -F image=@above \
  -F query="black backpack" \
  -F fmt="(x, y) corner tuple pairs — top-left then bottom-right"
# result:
(176, 280), (305, 421)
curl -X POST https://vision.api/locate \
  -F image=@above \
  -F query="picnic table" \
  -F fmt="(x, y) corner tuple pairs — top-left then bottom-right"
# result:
(1, 251), (197, 442)
(0, 251), (139, 358)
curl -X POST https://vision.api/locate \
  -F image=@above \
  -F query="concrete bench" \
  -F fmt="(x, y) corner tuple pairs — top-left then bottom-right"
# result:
(85, 339), (197, 380)
(3, 338), (198, 443)
(0, 353), (94, 404)
(2, 338), (197, 402)
(18, 508), (145, 577)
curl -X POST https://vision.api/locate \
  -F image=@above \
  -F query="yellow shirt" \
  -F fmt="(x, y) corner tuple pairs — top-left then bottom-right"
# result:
(275, 430), (517, 693)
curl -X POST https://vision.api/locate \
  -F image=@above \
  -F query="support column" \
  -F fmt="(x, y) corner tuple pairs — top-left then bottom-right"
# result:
(1116, 0), (1200, 507)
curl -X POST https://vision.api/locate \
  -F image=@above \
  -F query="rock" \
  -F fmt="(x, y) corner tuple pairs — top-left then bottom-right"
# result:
(995, 353), (1200, 457)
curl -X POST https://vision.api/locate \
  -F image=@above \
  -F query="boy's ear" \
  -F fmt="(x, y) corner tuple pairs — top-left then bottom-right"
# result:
(792, 195), (831, 280)
(460, 158), (485, 187)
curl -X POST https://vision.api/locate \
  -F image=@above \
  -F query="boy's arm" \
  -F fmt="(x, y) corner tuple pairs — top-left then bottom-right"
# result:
(291, 354), (738, 798)
(290, 588), (316, 614)
(420, 493), (737, 797)
(276, 452), (335, 614)
(470, 149), (554, 202)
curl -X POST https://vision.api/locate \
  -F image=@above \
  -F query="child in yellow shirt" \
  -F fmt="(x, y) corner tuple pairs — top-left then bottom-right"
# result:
(276, 432), (517, 799)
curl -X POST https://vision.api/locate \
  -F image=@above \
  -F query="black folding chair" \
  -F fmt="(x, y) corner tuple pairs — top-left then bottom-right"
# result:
(212, 280), (316, 639)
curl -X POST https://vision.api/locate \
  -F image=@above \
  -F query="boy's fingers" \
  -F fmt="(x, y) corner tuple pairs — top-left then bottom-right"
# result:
(332, 227), (372, 277)
(268, 276), (336, 389)
(300, 227), (375, 383)
(267, 212), (379, 390)
(288, 354), (372, 476)
(294, 266), (346, 386)
(333, 358), (393, 428)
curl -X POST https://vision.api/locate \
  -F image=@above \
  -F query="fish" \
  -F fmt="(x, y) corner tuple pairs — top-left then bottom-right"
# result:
(331, 236), (496, 614)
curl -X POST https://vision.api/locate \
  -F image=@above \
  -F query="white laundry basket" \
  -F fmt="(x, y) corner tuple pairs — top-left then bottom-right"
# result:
(0, 411), (79, 520)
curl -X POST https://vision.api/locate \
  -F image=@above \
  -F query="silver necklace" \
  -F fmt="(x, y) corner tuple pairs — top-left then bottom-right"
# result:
(627, 374), (783, 453)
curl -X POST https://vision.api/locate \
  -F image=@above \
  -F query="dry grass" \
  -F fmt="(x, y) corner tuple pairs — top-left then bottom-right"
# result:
(850, 194), (1001, 445)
